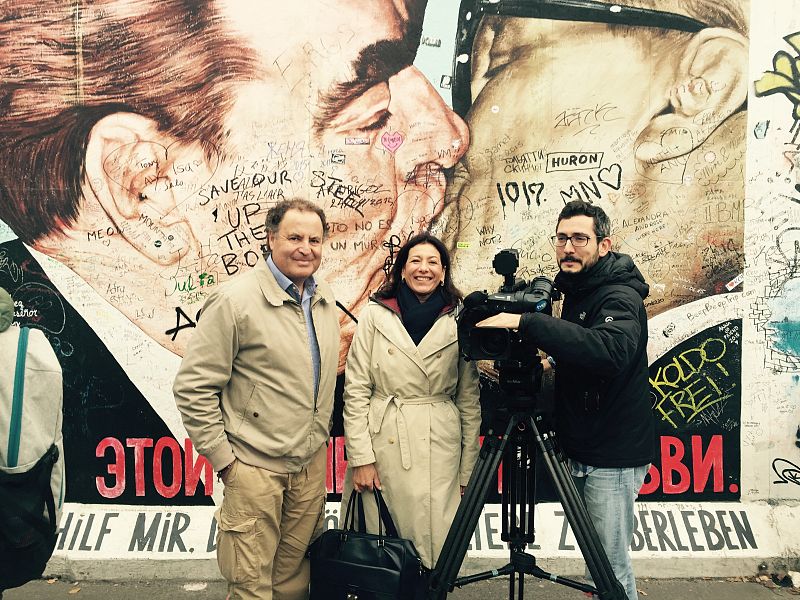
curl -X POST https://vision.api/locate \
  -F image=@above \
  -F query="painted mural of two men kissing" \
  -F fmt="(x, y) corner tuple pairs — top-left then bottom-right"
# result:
(0, 0), (748, 506)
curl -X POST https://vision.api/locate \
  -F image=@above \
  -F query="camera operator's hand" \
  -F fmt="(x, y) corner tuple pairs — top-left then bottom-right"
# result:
(476, 313), (522, 330)
(353, 463), (382, 492)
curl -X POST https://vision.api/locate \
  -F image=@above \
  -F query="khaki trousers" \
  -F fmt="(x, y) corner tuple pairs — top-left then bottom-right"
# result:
(216, 446), (327, 600)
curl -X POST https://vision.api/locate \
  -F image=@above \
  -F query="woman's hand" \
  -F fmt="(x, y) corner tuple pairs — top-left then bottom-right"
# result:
(353, 463), (382, 492)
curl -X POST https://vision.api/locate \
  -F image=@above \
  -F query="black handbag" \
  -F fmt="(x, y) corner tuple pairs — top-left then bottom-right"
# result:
(309, 489), (426, 600)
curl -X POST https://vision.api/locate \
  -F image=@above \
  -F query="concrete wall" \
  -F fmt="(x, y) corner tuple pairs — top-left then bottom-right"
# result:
(0, 0), (798, 577)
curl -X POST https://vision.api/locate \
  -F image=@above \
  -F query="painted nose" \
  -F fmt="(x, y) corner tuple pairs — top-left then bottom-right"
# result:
(388, 66), (470, 176)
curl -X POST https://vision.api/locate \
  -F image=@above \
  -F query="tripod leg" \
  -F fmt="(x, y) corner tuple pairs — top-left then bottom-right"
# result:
(543, 447), (615, 592)
(428, 419), (516, 600)
(503, 433), (535, 546)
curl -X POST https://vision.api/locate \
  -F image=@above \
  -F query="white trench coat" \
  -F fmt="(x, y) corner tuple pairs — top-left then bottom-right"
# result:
(342, 298), (481, 568)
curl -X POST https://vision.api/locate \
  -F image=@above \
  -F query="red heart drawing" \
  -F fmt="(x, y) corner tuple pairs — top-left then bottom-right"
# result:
(381, 131), (404, 153)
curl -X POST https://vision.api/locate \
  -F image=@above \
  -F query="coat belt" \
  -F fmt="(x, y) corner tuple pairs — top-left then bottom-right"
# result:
(369, 393), (452, 470)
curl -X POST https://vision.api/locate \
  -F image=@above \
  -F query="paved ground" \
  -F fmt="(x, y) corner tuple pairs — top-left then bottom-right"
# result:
(3, 577), (798, 599)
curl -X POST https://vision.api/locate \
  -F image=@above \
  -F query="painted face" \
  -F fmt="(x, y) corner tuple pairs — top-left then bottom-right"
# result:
(190, 0), (468, 366)
(555, 215), (607, 275)
(438, 12), (746, 313)
(51, 1), (470, 363)
(401, 242), (444, 301)
(267, 209), (324, 288)
(215, 0), (468, 314)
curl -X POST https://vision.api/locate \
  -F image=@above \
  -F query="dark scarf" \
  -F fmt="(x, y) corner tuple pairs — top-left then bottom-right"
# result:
(396, 280), (446, 345)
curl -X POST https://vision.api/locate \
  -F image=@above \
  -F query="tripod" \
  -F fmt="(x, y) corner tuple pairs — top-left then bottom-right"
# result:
(427, 400), (628, 600)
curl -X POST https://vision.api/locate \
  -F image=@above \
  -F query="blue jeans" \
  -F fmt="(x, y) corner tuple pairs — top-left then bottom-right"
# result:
(572, 464), (649, 600)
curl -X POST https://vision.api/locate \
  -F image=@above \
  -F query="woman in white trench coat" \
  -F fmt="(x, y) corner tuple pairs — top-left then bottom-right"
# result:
(341, 233), (481, 569)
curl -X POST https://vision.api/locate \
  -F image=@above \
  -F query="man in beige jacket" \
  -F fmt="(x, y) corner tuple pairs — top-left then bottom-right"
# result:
(174, 199), (340, 600)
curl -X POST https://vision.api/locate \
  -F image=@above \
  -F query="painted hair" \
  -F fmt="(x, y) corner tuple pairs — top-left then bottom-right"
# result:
(0, 1), (258, 242)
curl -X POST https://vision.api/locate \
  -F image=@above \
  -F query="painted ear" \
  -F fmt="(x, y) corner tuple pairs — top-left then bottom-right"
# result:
(634, 28), (748, 165)
(83, 112), (202, 266)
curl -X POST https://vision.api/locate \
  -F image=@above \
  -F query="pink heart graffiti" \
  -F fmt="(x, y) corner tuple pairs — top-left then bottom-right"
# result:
(381, 131), (404, 153)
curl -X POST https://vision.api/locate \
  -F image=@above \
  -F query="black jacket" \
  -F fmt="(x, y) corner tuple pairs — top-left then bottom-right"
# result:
(519, 252), (654, 467)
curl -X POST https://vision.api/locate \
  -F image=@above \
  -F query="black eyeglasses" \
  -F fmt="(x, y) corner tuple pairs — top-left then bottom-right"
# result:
(551, 234), (600, 247)
(452, 0), (708, 117)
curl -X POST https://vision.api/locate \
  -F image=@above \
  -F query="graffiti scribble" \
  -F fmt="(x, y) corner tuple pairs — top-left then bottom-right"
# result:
(754, 32), (800, 144)
(650, 337), (735, 429)
(381, 234), (404, 279)
(772, 457), (800, 486)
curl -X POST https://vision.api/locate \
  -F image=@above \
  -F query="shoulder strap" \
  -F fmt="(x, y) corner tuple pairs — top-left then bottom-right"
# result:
(7, 327), (30, 468)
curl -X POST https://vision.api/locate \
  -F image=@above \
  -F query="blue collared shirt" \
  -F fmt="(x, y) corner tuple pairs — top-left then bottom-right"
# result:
(266, 255), (321, 400)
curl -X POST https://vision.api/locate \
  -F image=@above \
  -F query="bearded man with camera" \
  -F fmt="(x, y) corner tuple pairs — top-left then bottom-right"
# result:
(476, 200), (654, 600)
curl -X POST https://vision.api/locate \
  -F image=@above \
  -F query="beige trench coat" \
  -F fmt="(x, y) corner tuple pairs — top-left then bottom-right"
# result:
(342, 299), (481, 568)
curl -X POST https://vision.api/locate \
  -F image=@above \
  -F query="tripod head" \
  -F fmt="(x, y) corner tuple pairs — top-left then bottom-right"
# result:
(475, 355), (549, 442)
(495, 356), (544, 405)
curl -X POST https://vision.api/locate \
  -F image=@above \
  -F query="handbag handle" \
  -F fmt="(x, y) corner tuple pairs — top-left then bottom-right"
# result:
(354, 489), (400, 539)
(340, 491), (378, 540)
(342, 491), (360, 532)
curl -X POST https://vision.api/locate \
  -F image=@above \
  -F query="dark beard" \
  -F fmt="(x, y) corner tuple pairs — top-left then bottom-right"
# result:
(556, 256), (598, 292)
(557, 267), (584, 284)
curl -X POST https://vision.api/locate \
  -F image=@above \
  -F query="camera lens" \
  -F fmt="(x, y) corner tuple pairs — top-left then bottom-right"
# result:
(477, 328), (510, 359)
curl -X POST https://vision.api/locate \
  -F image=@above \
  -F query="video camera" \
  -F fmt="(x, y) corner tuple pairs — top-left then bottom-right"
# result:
(457, 249), (559, 397)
